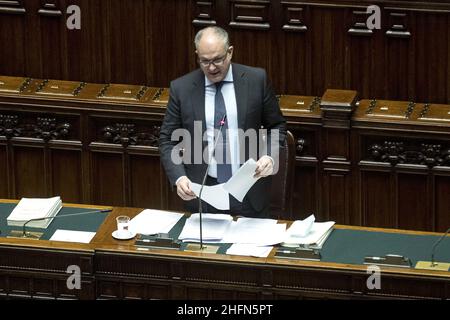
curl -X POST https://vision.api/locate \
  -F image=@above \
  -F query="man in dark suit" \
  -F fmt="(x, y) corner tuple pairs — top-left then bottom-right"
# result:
(159, 26), (286, 217)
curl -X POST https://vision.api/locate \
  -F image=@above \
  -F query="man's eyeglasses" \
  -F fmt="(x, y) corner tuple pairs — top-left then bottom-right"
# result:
(198, 52), (228, 68)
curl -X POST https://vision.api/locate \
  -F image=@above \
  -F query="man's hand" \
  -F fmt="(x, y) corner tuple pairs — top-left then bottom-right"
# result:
(176, 176), (197, 201)
(254, 156), (274, 178)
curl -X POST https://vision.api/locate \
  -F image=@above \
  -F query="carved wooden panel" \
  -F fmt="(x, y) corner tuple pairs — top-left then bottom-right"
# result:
(282, 3), (307, 32)
(398, 173), (430, 231)
(0, 1), (25, 14)
(385, 10), (411, 38)
(229, 0), (270, 30)
(50, 148), (83, 203)
(360, 170), (394, 228)
(38, 1), (63, 17)
(293, 165), (319, 221)
(192, 0), (216, 26)
(0, 143), (7, 198)
(435, 175), (450, 232)
(11, 146), (47, 198)
(323, 170), (351, 224)
(129, 154), (164, 208)
(0, 1), (26, 75)
(348, 9), (373, 37)
(90, 152), (125, 206)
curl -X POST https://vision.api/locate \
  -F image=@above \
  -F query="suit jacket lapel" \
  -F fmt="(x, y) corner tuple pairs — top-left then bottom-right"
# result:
(233, 64), (248, 130)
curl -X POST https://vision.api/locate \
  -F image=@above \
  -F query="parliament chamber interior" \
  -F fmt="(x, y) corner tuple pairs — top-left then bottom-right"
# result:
(0, 0), (449, 301)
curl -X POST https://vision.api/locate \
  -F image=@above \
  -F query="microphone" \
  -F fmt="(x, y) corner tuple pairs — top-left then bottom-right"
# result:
(415, 226), (450, 271)
(21, 208), (112, 238)
(197, 114), (227, 250)
(431, 227), (450, 267)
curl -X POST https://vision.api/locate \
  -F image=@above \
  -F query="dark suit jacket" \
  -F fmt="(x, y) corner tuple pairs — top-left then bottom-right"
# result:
(159, 63), (286, 215)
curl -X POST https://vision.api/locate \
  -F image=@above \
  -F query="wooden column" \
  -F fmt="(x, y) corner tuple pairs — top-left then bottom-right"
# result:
(320, 89), (358, 224)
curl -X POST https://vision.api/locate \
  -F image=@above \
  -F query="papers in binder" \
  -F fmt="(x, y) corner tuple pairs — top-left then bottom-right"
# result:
(283, 215), (335, 249)
(6, 196), (62, 228)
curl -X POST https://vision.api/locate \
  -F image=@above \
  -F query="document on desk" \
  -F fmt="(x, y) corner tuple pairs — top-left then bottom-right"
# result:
(50, 229), (96, 243)
(222, 217), (286, 246)
(178, 213), (233, 242)
(190, 159), (261, 210)
(129, 209), (183, 235)
(226, 244), (273, 258)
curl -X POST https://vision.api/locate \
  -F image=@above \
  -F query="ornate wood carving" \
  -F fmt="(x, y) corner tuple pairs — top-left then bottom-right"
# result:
(101, 123), (160, 148)
(34, 117), (71, 142)
(0, 114), (21, 139)
(368, 140), (450, 168)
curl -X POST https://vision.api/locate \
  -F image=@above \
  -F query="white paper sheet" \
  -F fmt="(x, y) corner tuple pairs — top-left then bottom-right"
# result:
(285, 214), (315, 238)
(222, 217), (286, 246)
(190, 159), (261, 209)
(226, 244), (273, 258)
(223, 159), (261, 202)
(128, 209), (184, 235)
(178, 213), (233, 242)
(190, 183), (230, 210)
(50, 229), (96, 243)
(283, 221), (335, 248)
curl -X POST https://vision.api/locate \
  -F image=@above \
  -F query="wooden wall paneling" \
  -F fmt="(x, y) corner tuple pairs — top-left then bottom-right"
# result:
(413, 10), (450, 103)
(309, 5), (347, 96)
(280, 3), (310, 95)
(434, 172), (450, 232)
(288, 125), (320, 221)
(359, 168), (394, 228)
(10, 140), (47, 198)
(146, 0), (195, 87)
(347, 7), (380, 99)
(37, 0), (69, 80)
(107, 0), (147, 85)
(396, 169), (431, 231)
(0, 0), (26, 76)
(384, 9), (412, 101)
(89, 145), (125, 206)
(192, 0), (217, 27)
(48, 144), (83, 203)
(127, 149), (164, 209)
(228, 0), (275, 82)
(0, 140), (8, 198)
(65, 0), (107, 83)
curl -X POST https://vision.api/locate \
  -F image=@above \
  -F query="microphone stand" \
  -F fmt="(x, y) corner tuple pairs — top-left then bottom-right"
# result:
(196, 114), (227, 251)
(415, 226), (450, 271)
(19, 209), (112, 239)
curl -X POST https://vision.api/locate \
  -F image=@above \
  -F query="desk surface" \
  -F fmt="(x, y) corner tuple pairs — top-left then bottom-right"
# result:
(0, 200), (449, 300)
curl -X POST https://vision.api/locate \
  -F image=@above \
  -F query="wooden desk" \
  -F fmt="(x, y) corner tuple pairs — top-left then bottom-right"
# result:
(93, 208), (450, 300)
(1, 203), (449, 300)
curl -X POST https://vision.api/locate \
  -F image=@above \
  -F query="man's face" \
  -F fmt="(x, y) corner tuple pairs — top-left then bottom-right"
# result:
(196, 35), (233, 83)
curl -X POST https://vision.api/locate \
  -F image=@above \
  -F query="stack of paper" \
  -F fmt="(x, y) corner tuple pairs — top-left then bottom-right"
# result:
(283, 215), (335, 249)
(178, 213), (233, 243)
(222, 217), (286, 246)
(7, 196), (62, 228)
(128, 209), (183, 235)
